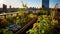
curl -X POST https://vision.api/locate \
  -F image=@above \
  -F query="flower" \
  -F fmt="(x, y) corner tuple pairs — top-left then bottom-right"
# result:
(33, 23), (37, 28)
(1, 19), (8, 23)
(33, 15), (37, 18)
(0, 19), (8, 25)
(16, 16), (19, 19)
(42, 30), (44, 33)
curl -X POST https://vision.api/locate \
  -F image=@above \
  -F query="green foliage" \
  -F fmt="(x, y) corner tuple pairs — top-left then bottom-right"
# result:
(0, 28), (13, 34)
(6, 16), (14, 24)
(26, 15), (54, 34)
(15, 15), (28, 27)
(36, 9), (49, 15)
(19, 8), (28, 13)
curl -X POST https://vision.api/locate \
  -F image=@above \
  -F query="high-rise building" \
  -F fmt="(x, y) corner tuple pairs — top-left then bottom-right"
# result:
(9, 5), (11, 9)
(42, 0), (49, 10)
(9, 5), (11, 11)
(3, 4), (7, 12)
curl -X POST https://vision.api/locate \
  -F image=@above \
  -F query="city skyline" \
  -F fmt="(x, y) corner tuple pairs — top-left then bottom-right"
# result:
(0, 0), (60, 8)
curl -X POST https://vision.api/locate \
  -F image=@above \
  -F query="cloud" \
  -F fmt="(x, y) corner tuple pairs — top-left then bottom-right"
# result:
(0, 0), (59, 8)
(0, 0), (41, 8)
(0, 0), (23, 8)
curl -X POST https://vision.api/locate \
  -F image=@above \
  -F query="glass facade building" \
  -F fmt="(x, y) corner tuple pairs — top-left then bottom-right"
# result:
(42, 0), (49, 10)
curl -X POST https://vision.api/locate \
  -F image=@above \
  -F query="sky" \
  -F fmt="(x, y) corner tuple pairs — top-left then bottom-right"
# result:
(0, 0), (60, 8)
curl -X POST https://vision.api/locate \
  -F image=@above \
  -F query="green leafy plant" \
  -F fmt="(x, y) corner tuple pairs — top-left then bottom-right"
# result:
(0, 28), (13, 34)
(26, 15), (54, 34)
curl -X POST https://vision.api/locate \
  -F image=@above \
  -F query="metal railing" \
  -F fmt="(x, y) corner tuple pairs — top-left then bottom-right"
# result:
(15, 18), (37, 34)
(0, 12), (19, 18)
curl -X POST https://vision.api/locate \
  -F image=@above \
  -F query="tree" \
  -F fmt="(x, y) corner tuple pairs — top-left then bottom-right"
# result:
(21, 1), (28, 8)
(19, 1), (28, 13)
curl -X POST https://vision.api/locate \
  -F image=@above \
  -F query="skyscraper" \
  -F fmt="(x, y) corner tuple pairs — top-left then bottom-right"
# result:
(9, 5), (11, 9)
(3, 4), (7, 12)
(42, 0), (49, 10)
